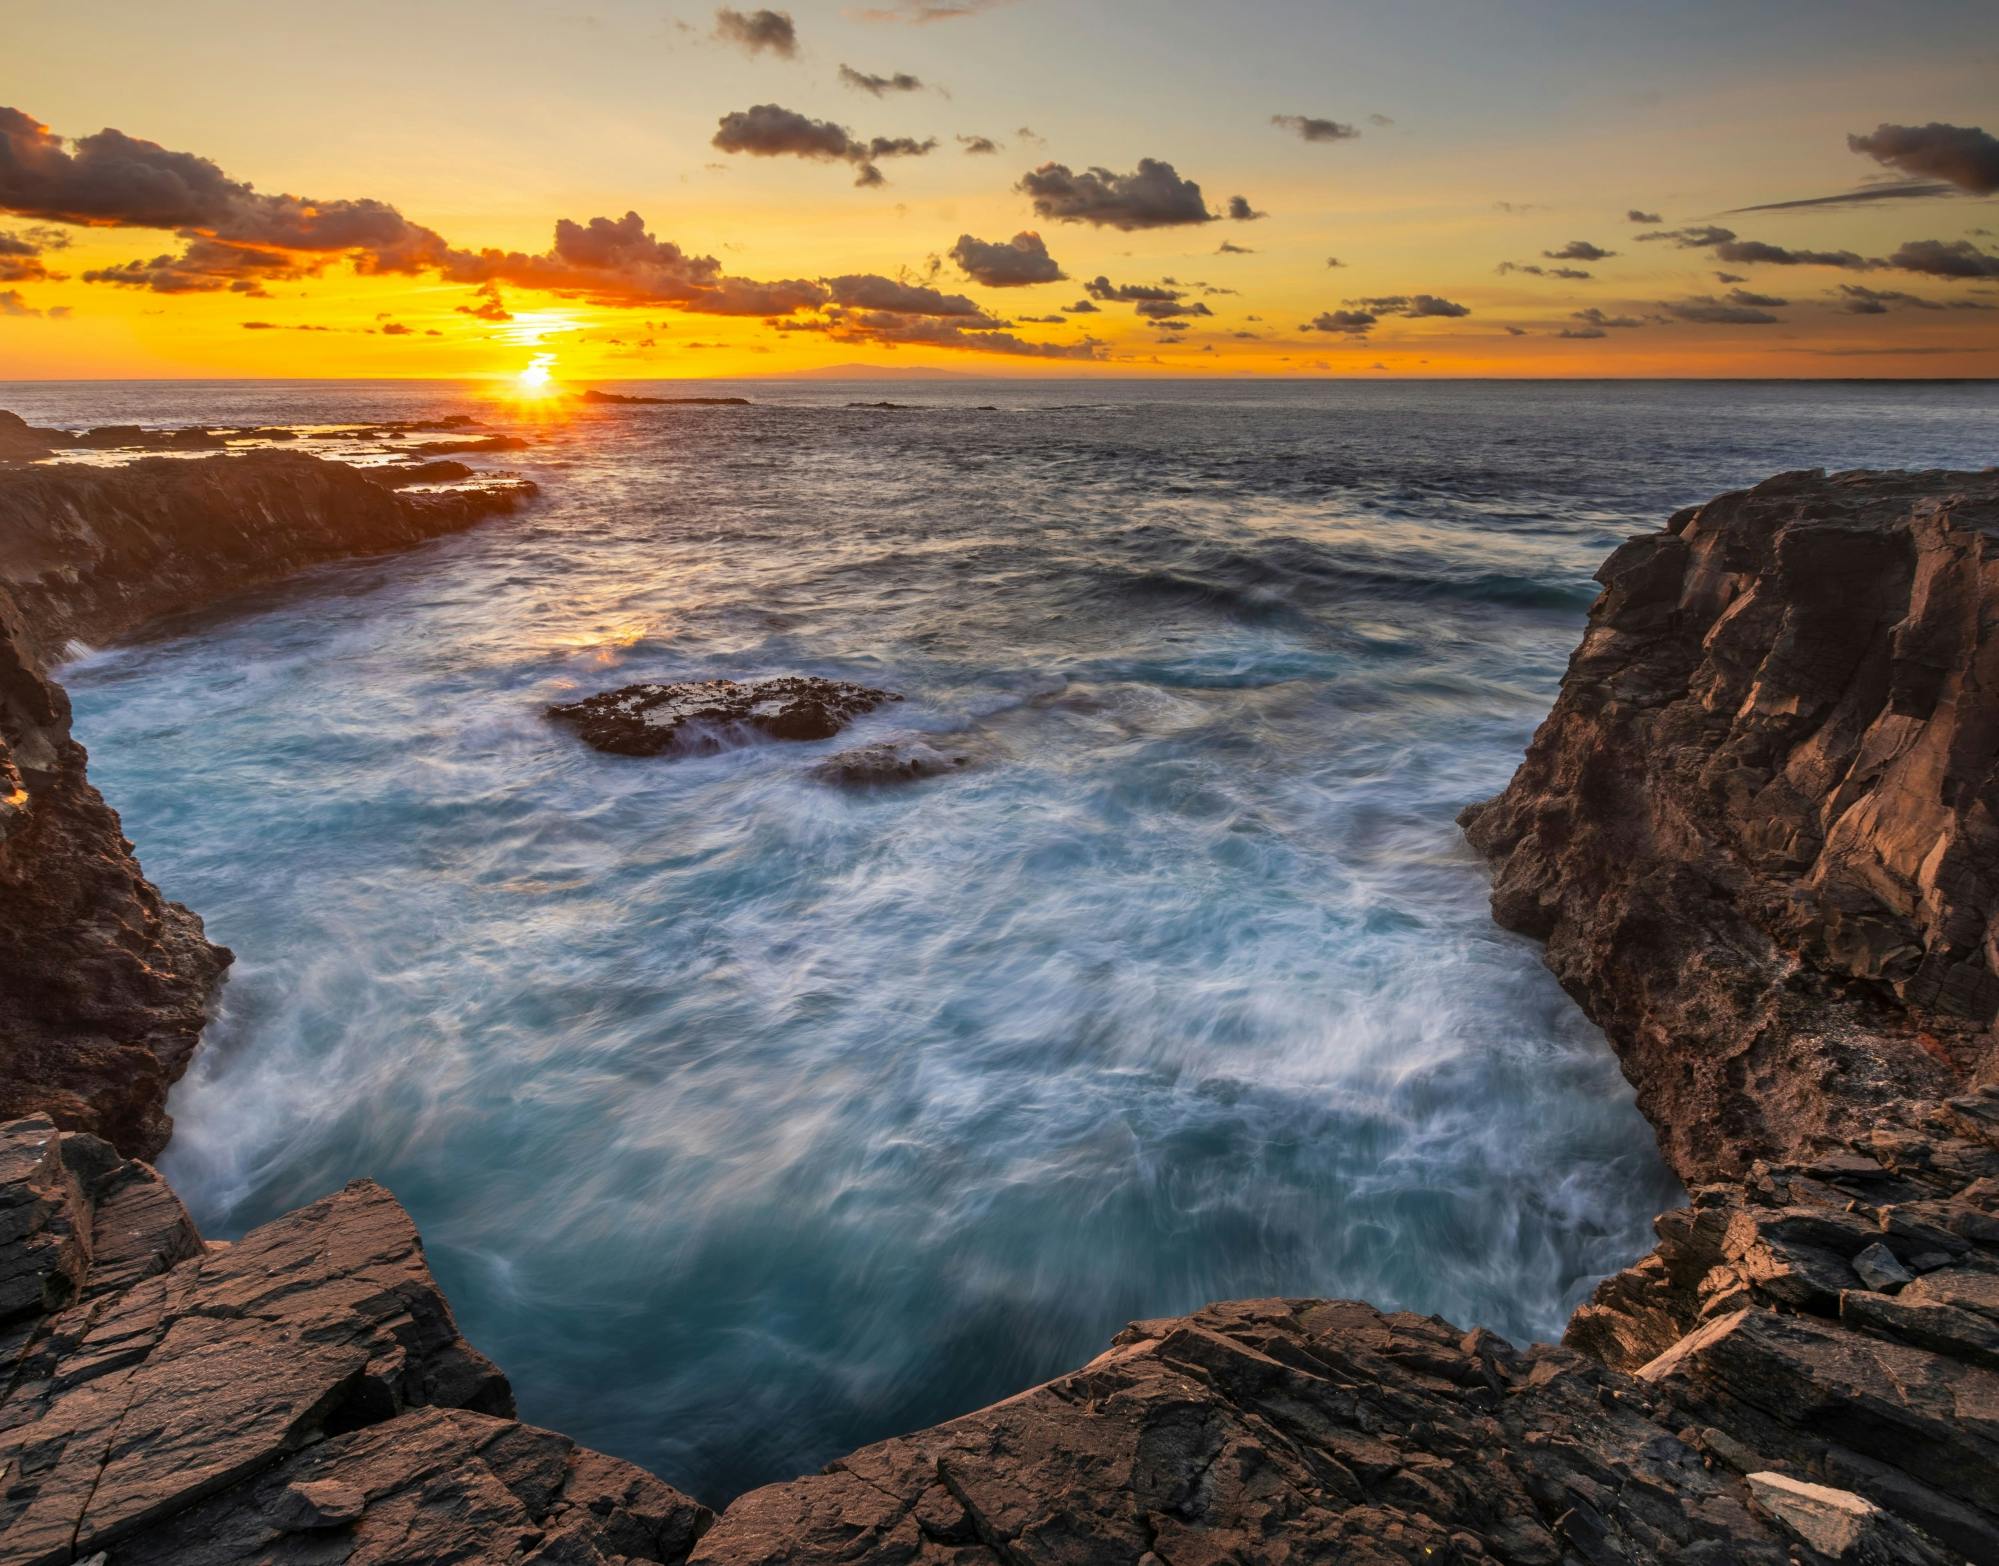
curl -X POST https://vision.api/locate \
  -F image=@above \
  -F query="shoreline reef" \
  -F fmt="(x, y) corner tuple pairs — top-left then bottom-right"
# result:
(1, 433), (1996, 1563)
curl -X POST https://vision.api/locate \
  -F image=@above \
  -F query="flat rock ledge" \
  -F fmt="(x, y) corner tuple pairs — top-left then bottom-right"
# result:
(0, 1114), (711, 1566)
(549, 677), (901, 757)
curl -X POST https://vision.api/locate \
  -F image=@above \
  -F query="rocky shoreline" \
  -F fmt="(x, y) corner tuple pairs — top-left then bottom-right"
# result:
(3, 454), (1997, 1562)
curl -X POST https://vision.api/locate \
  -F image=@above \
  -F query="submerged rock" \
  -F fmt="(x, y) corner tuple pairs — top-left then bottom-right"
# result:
(581, 389), (750, 406)
(550, 676), (901, 757)
(809, 736), (974, 786)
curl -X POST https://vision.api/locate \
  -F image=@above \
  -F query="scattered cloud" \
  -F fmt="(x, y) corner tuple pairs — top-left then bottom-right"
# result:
(1848, 122), (1999, 196)
(1571, 307), (1644, 328)
(1226, 195), (1266, 221)
(456, 281), (512, 321)
(1725, 180), (1959, 215)
(715, 8), (797, 57)
(1061, 298), (1099, 313)
(1557, 326), (1606, 339)
(956, 134), (999, 154)
(852, 0), (1018, 22)
(839, 64), (924, 94)
(712, 103), (935, 186)
(1626, 208), (1662, 224)
(1544, 239), (1614, 262)
(1019, 158), (1214, 229)
(1497, 262), (1591, 279)
(1346, 293), (1471, 318)
(1885, 238), (1999, 279)
(1660, 293), (1783, 324)
(1831, 282), (1993, 313)
(1271, 114), (1359, 143)
(1325, 256), (1344, 268)
(949, 230), (1065, 286)
(1302, 309), (1375, 335)
(1637, 224), (1871, 269)
(1216, 241), (1253, 255)
(822, 273), (992, 316)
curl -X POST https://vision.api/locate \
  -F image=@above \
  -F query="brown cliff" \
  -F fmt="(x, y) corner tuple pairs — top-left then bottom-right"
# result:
(1464, 469), (1999, 1183)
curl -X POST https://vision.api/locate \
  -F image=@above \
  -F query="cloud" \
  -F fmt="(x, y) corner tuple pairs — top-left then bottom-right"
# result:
(956, 134), (999, 154)
(1848, 122), (1999, 196)
(715, 8), (797, 56)
(456, 281), (512, 321)
(1216, 241), (1253, 255)
(1134, 297), (1211, 319)
(1302, 309), (1375, 335)
(1346, 293), (1470, 318)
(1083, 275), (1180, 302)
(1660, 294), (1783, 324)
(1884, 238), (1999, 279)
(1636, 224), (1871, 269)
(1272, 114), (1359, 143)
(1725, 180), (1959, 215)
(839, 65), (924, 94)
(788, 307), (1102, 358)
(712, 103), (935, 186)
(1571, 307), (1643, 328)
(0, 288), (46, 315)
(1225, 195), (1266, 221)
(1325, 256), (1344, 269)
(1544, 239), (1614, 262)
(1557, 326), (1606, 339)
(823, 272), (992, 316)
(852, 0), (1017, 21)
(1831, 282), (1993, 313)
(1018, 158), (1213, 229)
(1061, 298), (1099, 313)
(1724, 286), (1788, 307)
(378, 321), (414, 335)
(949, 230), (1064, 286)
(1497, 262), (1590, 279)
(0, 227), (64, 283)
(80, 237), (321, 294)
(1626, 208), (1662, 224)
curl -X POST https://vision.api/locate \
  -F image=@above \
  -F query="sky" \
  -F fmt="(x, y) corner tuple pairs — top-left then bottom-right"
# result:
(3, 0), (1997, 380)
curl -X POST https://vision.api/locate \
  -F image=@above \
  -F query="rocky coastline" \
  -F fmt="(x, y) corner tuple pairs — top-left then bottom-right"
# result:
(3, 455), (1997, 1562)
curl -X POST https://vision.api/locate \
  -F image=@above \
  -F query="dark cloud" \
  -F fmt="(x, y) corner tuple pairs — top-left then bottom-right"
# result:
(1725, 180), (1958, 215)
(1271, 114), (1359, 143)
(1216, 241), (1253, 254)
(823, 273), (992, 316)
(711, 103), (935, 186)
(455, 281), (512, 321)
(0, 288), (51, 316)
(789, 307), (1102, 359)
(1134, 297), (1211, 319)
(1544, 239), (1614, 262)
(1637, 224), (1871, 269)
(840, 65), (924, 94)
(1571, 308), (1643, 328)
(81, 237), (319, 294)
(1226, 195), (1266, 221)
(1346, 293), (1470, 318)
(1660, 294), (1783, 325)
(1497, 262), (1590, 279)
(379, 321), (414, 335)
(1714, 271), (1746, 283)
(1302, 310), (1375, 336)
(1503, 325), (1527, 336)
(1083, 275), (1179, 302)
(0, 227), (63, 283)
(1831, 282), (1993, 314)
(1061, 298), (1099, 313)
(715, 8), (797, 56)
(1885, 238), (1999, 279)
(949, 230), (1064, 286)
(1018, 159), (1213, 229)
(1848, 122), (1999, 196)
(1724, 287), (1788, 307)
(1325, 256), (1344, 269)
(1626, 209), (1662, 224)
(956, 134), (1000, 154)
(1557, 326), (1606, 339)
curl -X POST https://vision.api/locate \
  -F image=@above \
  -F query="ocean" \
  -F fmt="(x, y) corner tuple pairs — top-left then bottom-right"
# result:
(7, 376), (1995, 1503)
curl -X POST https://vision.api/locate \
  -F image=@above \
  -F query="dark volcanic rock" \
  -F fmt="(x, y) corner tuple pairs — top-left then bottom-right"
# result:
(0, 1116), (710, 1566)
(808, 736), (974, 786)
(0, 587), (229, 1159)
(0, 446), (536, 667)
(1463, 469), (1999, 1183)
(551, 677), (902, 757)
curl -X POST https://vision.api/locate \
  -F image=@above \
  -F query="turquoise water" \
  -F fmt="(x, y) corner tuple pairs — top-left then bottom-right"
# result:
(16, 376), (1996, 1503)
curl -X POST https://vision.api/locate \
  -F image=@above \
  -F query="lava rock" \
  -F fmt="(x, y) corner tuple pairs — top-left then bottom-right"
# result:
(550, 677), (901, 757)
(808, 736), (973, 787)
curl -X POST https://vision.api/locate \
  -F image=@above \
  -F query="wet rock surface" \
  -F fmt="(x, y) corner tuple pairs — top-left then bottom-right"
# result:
(1463, 469), (1999, 1184)
(550, 677), (902, 757)
(0, 1116), (711, 1565)
(808, 735), (976, 787)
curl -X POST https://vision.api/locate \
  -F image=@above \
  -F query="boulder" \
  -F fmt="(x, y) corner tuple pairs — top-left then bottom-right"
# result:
(550, 677), (902, 757)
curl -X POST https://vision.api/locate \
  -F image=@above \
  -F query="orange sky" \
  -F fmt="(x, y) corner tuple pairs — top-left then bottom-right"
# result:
(4, 1), (1996, 380)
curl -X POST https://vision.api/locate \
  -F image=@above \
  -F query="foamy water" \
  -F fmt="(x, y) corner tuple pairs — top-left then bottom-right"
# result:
(16, 376), (1995, 1502)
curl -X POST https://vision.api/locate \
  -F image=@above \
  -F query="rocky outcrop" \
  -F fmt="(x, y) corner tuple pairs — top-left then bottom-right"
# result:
(808, 735), (976, 787)
(550, 677), (901, 757)
(1463, 469), (1999, 1183)
(0, 447), (537, 667)
(0, 442), (538, 1159)
(0, 583), (228, 1160)
(0, 1115), (711, 1565)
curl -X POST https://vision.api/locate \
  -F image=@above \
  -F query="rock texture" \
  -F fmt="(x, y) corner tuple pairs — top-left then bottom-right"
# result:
(0, 583), (228, 1160)
(1464, 469), (1999, 1183)
(0, 1115), (711, 1565)
(0, 441), (538, 1159)
(550, 677), (901, 757)
(0, 447), (537, 667)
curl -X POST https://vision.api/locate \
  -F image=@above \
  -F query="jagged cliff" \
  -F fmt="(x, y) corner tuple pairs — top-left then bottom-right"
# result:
(4, 463), (1997, 1564)
(1464, 469), (1999, 1184)
(0, 445), (537, 1158)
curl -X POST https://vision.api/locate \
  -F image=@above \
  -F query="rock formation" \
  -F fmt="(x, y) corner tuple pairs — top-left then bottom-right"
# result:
(0, 440), (538, 1159)
(7, 463), (1999, 1561)
(0, 1114), (710, 1565)
(1464, 469), (1999, 1184)
(550, 676), (902, 757)
(809, 735), (975, 787)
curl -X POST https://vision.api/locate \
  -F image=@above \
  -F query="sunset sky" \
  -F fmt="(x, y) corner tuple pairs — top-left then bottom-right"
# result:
(4, 0), (1997, 380)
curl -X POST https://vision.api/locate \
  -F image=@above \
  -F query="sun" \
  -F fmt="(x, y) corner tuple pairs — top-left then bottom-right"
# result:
(514, 353), (559, 397)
